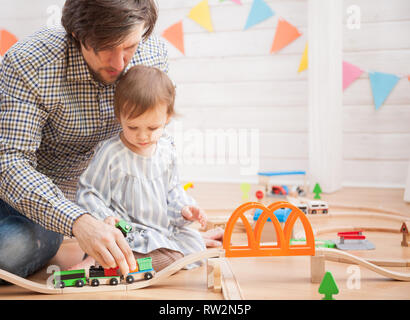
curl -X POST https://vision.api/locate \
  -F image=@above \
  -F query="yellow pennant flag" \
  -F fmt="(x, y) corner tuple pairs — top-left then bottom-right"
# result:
(298, 42), (308, 73)
(188, 0), (214, 32)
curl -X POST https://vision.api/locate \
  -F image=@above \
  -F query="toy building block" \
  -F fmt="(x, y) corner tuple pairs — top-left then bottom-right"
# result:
(401, 222), (409, 247)
(311, 252), (325, 283)
(207, 258), (222, 293)
(240, 183), (251, 201)
(184, 182), (194, 191)
(334, 230), (375, 250)
(318, 271), (339, 300)
(313, 183), (322, 199)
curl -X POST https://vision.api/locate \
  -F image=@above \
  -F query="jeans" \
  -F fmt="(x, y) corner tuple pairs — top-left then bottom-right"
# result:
(0, 199), (63, 283)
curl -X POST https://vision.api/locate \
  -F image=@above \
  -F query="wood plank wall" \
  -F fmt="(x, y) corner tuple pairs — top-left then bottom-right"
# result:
(0, 0), (409, 188)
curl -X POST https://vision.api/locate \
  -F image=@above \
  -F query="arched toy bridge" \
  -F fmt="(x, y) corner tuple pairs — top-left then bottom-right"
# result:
(223, 201), (316, 257)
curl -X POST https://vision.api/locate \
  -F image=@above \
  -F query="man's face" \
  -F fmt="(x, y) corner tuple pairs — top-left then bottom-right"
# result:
(80, 24), (145, 85)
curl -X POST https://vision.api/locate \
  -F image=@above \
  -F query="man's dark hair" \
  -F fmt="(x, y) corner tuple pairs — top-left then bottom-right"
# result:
(61, 0), (158, 51)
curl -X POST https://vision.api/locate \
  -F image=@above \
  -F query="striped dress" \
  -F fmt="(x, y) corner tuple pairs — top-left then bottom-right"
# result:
(76, 133), (206, 269)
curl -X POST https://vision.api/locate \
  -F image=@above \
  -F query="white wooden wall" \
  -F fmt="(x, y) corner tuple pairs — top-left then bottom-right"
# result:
(1, 0), (409, 188)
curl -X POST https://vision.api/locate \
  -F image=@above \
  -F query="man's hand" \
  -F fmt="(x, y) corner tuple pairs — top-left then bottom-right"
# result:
(72, 214), (137, 275)
(181, 206), (207, 229)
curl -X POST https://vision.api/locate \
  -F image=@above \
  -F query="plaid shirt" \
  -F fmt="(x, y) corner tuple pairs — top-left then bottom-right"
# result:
(0, 27), (169, 237)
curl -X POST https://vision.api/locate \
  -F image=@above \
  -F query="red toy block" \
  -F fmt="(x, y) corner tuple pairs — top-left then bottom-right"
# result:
(340, 235), (365, 240)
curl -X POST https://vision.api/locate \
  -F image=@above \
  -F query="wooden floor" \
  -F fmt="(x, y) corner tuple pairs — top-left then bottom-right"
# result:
(1, 183), (409, 300)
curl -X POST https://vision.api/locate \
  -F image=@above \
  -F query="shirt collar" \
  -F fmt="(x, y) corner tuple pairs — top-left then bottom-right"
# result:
(66, 40), (93, 83)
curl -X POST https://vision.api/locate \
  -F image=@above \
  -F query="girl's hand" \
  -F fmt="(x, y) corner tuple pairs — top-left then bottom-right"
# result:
(181, 206), (207, 229)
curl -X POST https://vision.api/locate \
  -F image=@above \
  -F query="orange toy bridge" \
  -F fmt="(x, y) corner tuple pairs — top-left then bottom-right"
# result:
(223, 201), (315, 257)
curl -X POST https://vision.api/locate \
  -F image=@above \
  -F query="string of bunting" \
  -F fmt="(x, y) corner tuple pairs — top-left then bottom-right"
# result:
(1, 0), (408, 111)
(161, 0), (409, 111)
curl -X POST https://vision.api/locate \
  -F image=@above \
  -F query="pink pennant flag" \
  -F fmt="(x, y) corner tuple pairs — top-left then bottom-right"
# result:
(231, 0), (242, 4)
(343, 61), (364, 91)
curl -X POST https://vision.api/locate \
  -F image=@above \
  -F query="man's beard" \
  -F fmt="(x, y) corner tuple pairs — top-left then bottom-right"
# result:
(87, 64), (125, 85)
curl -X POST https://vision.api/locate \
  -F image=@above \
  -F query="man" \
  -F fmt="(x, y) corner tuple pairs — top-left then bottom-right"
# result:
(0, 0), (222, 282)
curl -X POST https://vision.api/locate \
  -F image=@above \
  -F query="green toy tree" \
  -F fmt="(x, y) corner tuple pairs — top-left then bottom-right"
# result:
(313, 183), (322, 199)
(318, 271), (339, 300)
(240, 183), (251, 201)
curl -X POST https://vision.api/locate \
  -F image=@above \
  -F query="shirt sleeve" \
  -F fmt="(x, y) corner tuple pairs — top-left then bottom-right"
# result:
(0, 51), (88, 237)
(166, 138), (197, 227)
(76, 143), (117, 221)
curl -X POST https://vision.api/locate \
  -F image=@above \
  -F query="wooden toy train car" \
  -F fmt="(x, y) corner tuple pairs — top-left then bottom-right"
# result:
(53, 257), (155, 289)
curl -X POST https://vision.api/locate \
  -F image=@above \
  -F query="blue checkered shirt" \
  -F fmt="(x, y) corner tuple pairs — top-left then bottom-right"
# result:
(0, 27), (169, 237)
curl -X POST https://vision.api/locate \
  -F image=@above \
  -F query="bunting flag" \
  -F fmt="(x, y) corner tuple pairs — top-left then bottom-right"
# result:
(188, 0), (214, 32)
(219, 0), (242, 4)
(162, 20), (185, 55)
(0, 29), (18, 56)
(343, 61), (363, 90)
(298, 42), (308, 73)
(369, 71), (400, 110)
(244, 0), (274, 30)
(270, 18), (302, 53)
(408, 75), (410, 81)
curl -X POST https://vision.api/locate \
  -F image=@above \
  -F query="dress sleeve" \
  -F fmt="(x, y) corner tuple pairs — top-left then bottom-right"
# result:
(166, 138), (197, 227)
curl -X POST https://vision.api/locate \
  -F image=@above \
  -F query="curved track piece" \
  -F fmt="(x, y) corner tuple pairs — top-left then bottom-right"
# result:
(0, 268), (61, 294)
(317, 248), (410, 281)
(127, 248), (225, 290)
(0, 248), (225, 295)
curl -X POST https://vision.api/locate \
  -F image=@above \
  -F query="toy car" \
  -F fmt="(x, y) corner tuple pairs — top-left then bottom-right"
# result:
(307, 200), (328, 214)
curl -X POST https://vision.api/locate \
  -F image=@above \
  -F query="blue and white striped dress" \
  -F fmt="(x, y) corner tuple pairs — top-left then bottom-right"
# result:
(76, 132), (206, 268)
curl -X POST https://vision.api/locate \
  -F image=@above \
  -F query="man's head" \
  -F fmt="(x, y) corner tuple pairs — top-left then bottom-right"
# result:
(61, 0), (158, 84)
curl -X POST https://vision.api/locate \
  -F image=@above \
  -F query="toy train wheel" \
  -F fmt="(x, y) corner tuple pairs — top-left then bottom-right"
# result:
(126, 275), (134, 284)
(91, 279), (99, 287)
(55, 281), (65, 289)
(110, 278), (119, 286)
(144, 272), (153, 280)
(75, 279), (85, 287)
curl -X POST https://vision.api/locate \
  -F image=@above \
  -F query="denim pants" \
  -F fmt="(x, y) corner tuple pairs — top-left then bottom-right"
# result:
(0, 199), (64, 282)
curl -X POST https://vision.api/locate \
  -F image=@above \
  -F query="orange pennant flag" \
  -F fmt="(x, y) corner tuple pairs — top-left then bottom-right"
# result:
(162, 21), (185, 55)
(0, 29), (18, 56)
(270, 18), (302, 54)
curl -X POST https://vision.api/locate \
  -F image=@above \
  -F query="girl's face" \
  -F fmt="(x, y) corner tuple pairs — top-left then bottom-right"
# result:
(119, 103), (170, 156)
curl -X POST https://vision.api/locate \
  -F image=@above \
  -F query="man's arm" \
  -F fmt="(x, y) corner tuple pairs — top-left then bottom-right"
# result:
(0, 51), (87, 237)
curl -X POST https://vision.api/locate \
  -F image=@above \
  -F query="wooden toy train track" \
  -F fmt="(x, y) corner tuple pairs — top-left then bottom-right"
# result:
(1, 201), (409, 298)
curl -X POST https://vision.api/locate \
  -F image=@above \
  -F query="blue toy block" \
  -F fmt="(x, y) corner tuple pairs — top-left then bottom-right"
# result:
(253, 208), (291, 223)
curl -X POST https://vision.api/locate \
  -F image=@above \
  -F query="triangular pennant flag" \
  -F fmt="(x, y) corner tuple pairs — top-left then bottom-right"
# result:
(0, 29), (18, 56)
(298, 42), (308, 73)
(188, 0), (214, 32)
(369, 71), (400, 110)
(220, 0), (242, 4)
(408, 75), (410, 81)
(162, 21), (185, 55)
(244, 0), (274, 30)
(343, 61), (364, 90)
(270, 18), (302, 53)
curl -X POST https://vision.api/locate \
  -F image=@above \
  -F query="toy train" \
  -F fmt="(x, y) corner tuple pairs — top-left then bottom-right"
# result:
(53, 219), (155, 288)
(53, 257), (155, 288)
